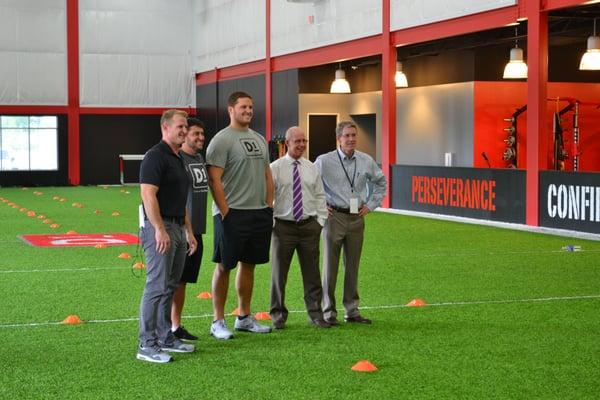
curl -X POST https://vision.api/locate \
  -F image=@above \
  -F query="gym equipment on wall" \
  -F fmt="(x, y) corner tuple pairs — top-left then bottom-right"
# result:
(502, 105), (527, 168)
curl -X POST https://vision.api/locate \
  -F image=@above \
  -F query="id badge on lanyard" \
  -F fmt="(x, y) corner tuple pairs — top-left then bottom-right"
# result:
(349, 198), (359, 214)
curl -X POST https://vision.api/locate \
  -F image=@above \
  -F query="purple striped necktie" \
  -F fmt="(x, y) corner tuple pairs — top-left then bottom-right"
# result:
(292, 160), (303, 221)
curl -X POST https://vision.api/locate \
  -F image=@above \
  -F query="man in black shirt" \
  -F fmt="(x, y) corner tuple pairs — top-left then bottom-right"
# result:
(136, 109), (198, 363)
(171, 118), (208, 341)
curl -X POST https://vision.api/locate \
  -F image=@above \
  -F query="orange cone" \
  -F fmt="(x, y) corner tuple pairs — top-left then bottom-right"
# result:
(19, 208), (27, 212)
(133, 262), (145, 269)
(37, 214), (45, 219)
(94, 243), (107, 249)
(197, 291), (212, 299)
(230, 307), (241, 316)
(118, 252), (132, 259)
(59, 198), (66, 202)
(61, 315), (83, 325)
(53, 196), (60, 200)
(111, 211), (120, 216)
(50, 224), (60, 229)
(94, 209), (102, 214)
(406, 298), (427, 307)
(12, 205), (19, 209)
(351, 360), (378, 372)
(254, 312), (271, 321)
(43, 219), (52, 224)
(27, 211), (36, 217)
(66, 230), (78, 235)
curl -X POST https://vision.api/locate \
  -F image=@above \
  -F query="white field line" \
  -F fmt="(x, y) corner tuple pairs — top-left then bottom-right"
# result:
(1, 294), (599, 329)
(377, 208), (600, 241)
(0, 266), (127, 274)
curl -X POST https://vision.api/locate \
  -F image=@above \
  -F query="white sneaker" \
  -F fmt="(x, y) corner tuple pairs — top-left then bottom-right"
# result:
(159, 338), (195, 353)
(234, 315), (272, 333)
(136, 345), (173, 363)
(210, 319), (233, 340)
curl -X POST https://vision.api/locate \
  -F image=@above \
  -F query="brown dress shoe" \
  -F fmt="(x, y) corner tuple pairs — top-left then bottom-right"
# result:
(344, 315), (372, 324)
(310, 319), (331, 328)
(324, 317), (340, 326)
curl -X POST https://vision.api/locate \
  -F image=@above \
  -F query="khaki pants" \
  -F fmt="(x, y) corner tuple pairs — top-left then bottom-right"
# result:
(322, 211), (364, 320)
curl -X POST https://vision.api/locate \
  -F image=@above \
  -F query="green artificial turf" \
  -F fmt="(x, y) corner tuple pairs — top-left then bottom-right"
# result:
(0, 186), (599, 399)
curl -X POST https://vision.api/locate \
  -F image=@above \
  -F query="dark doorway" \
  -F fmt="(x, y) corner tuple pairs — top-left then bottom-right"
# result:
(307, 114), (337, 162)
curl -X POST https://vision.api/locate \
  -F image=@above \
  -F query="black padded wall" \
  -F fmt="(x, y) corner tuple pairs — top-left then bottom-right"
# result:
(79, 115), (161, 185)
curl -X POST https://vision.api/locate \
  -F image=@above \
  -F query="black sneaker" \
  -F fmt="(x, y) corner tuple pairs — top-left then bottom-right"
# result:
(173, 326), (198, 341)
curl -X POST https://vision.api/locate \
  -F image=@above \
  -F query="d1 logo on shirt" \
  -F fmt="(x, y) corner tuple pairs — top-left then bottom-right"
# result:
(188, 163), (208, 190)
(239, 138), (264, 158)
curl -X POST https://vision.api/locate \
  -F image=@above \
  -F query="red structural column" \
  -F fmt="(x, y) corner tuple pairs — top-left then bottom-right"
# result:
(381, 0), (396, 208)
(525, 0), (548, 226)
(265, 0), (272, 141)
(66, 0), (80, 185)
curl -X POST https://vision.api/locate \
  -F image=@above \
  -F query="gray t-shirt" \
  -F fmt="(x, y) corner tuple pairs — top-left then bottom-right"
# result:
(206, 126), (269, 215)
(180, 150), (208, 235)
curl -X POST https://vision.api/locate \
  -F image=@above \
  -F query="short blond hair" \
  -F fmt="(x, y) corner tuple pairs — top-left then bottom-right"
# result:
(160, 109), (188, 126)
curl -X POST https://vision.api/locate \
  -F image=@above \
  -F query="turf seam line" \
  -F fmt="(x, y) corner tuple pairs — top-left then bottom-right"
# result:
(1, 294), (599, 329)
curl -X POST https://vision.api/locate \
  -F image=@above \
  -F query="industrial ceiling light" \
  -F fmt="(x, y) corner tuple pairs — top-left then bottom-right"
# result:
(503, 26), (528, 79)
(330, 63), (351, 93)
(395, 61), (408, 88)
(580, 18), (600, 70)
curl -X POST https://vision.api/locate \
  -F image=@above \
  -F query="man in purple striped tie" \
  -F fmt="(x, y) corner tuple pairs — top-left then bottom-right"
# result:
(269, 126), (329, 329)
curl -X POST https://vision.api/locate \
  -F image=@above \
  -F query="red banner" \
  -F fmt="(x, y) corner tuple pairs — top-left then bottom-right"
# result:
(20, 233), (139, 247)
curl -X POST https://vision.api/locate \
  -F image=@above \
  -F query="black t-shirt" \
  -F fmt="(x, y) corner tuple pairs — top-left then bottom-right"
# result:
(180, 150), (208, 235)
(139, 140), (188, 218)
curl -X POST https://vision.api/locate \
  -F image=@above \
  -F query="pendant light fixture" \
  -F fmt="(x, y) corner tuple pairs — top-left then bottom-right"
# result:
(330, 63), (351, 93)
(503, 26), (528, 79)
(395, 61), (408, 88)
(580, 18), (600, 71)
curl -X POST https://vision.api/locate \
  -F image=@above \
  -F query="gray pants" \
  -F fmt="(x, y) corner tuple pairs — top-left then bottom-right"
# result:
(270, 217), (324, 324)
(139, 220), (186, 348)
(322, 211), (364, 320)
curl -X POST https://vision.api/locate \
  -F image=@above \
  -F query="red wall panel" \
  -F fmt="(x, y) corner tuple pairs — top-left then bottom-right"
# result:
(474, 81), (600, 172)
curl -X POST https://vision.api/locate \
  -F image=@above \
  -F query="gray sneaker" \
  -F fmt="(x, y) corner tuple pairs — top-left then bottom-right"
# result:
(136, 345), (173, 363)
(234, 315), (272, 333)
(210, 319), (233, 340)
(159, 338), (195, 353)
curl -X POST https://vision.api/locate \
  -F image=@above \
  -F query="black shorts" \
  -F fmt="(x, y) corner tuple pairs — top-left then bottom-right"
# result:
(180, 234), (203, 283)
(212, 208), (273, 269)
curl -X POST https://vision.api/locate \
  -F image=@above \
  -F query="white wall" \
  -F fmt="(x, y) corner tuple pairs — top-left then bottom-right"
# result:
(79, 0), (194, 107)
(299, 83), (476, 167)
(0, 0), (67, 105)
(193, 0), (265, 73)
(270, 0), (381, 58)
(396, 82), (474, 167)
(391, 0), (516, 31)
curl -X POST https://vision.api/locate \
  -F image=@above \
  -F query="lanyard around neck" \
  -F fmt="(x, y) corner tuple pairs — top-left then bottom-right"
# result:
(337, 150), (356, 193)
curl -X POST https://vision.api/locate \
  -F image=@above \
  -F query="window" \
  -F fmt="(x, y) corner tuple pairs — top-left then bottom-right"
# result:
(0, 116), (58, 171)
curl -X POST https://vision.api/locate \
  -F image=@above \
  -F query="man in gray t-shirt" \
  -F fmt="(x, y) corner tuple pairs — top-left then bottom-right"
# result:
(205, 91), (274, 340)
